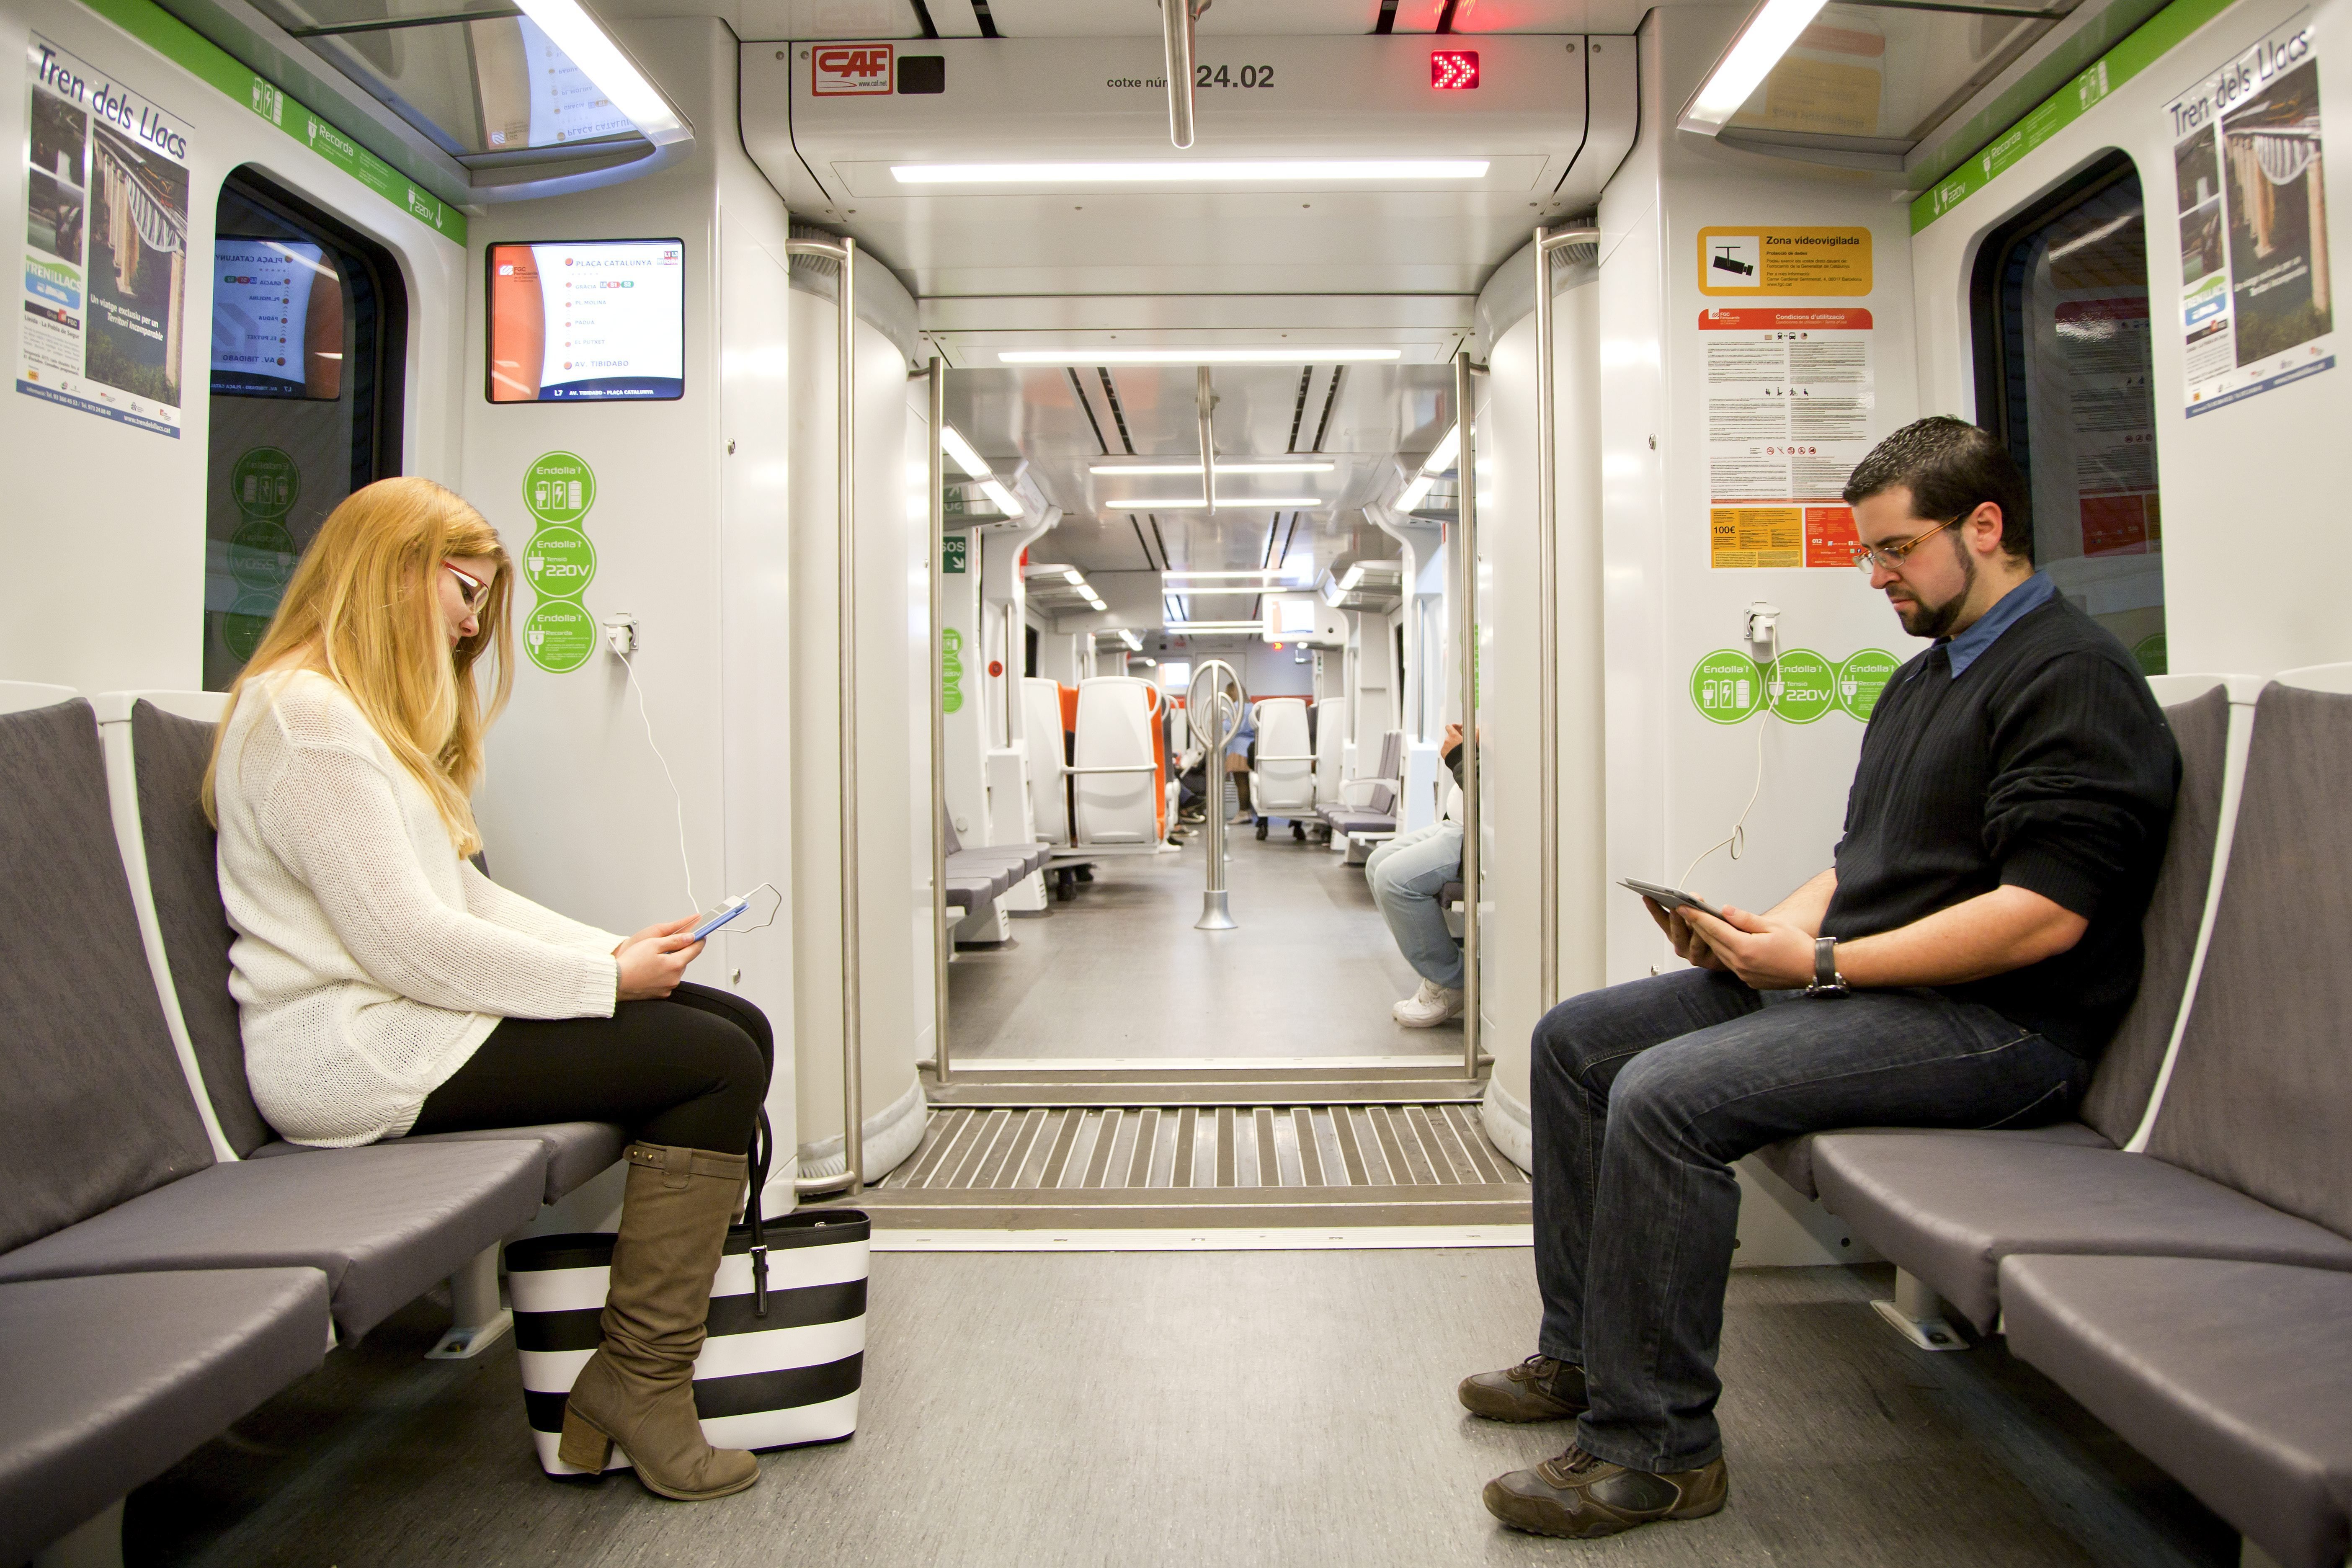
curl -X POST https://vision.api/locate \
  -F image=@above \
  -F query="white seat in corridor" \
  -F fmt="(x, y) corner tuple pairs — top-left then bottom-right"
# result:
(1070, 677), (1163, 847)
(1250, 698), (1315, 819)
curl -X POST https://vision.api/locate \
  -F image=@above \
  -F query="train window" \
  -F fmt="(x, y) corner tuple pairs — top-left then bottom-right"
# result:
(204, 168), (405, 690)
(1973, 152), (2167, 673)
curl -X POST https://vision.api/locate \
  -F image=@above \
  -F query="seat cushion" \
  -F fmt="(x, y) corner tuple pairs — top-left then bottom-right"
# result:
(1755, 1120), (2112, 1202)
(1811, 1134), (2352, 1332)
(0, 1141), (543, 1340)
(2001, 1255), (2352, 1568)
(1322, 810), (1395, 836)
(0, 1268), (328, 1565)
(250, 1121), (624, 1205)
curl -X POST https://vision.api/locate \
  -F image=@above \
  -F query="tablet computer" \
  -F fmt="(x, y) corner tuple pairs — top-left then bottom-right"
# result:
(1619, 877), (1728, 923)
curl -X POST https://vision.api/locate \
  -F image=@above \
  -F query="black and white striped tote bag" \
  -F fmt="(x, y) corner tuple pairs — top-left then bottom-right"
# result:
(505, 1117), (869, 1474)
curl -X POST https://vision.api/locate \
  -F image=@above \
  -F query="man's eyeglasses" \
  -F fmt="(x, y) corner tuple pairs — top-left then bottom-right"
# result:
(1852, 514), (1961, 576)
(444, 562), (487, 611)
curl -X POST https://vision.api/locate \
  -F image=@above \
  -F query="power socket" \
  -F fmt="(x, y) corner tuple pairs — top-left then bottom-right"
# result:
(603, 613), (639, 658)
(1744, 602), (1781, 665)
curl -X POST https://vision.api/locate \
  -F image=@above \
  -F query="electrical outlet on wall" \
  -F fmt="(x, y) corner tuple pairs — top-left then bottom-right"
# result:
(603, 613), (639, 658)
(1744, 603), (1780, 666)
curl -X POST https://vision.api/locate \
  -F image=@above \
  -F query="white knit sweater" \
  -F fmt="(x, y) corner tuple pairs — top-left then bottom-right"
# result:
(214, 671), (622, 1147)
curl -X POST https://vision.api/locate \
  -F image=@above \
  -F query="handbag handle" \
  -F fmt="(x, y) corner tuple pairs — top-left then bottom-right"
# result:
(748, 1105), (772, 1318)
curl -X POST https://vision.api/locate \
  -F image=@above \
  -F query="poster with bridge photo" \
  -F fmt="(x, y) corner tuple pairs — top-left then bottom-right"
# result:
(2169, 17), (2334, 417)
(16, 36), (189, 437)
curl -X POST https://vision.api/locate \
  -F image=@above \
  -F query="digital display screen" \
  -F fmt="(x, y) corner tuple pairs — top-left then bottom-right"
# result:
(1431, 50), (1480, 89)
(212, 237), (343, 399)
(486, 239), (684, 402)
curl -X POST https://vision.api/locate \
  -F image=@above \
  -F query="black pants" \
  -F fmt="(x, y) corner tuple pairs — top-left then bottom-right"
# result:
(412, 983), (773, 1155)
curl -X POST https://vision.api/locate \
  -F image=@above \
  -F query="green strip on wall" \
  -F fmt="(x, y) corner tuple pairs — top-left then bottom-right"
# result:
(75, 0), (467, 244)
(1911, 0), (2239, 234)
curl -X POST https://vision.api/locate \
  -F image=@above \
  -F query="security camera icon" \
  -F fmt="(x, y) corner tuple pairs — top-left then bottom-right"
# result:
(1712, 244), (1756, 276)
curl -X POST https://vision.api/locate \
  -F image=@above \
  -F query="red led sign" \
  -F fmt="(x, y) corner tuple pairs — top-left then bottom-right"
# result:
(1431, 50), (1480, 89)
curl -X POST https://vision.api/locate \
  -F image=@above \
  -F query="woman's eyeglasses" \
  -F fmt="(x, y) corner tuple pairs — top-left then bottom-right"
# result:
(444, 563), (487, 611)
(1851, 515), (1961, 576)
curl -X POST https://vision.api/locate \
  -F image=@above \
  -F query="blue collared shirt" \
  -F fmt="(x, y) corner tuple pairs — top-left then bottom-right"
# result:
(1941, 570), (2056, 677)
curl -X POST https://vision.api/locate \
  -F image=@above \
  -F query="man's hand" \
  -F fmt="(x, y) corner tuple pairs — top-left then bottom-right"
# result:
(1643, 897), (1728, 972)
(1442, 722), (1464, 760)
(1679, 904), (1817, 990)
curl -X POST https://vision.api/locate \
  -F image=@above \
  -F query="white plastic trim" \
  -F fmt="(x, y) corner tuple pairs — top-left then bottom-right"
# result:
(0, 679), (77, 715)
(2274, 660), (2352, 694)
(93, 693), (239, 1163)
(2123, 674), (2264, 1153)
(1479, 1076), (1534, 1176)
(797, 1075), (928, 1183)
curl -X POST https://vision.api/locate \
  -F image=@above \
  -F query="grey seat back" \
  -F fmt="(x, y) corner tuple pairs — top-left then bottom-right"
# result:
(1377, 729), (1406, 781)
(0, 700), (214, 1254)
(2146, 683), (2352, 1238)
(132, 701), (274, 1156)
(2075, 685), (2231, 1144)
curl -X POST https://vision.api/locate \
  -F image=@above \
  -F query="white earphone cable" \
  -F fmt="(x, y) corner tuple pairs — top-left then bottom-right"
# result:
(617, 647), (698, 914)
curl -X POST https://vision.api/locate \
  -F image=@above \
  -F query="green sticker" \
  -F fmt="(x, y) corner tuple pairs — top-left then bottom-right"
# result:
(1836, 648), (1902, 721)
(1767, 650), (1837, 724)
(2132, 633), (2168, 678)
(523, 451), (596, 527)
(941, 626), (965, 714)
(226, 519), (296, 593)
(220, 591), (280, 661)
(524, 525), (597, 600)
(1690, 649), (1763, 724)
(230, 447), (300, 521)
(942, 534), (968, 574)
(524, 599), (598, 673)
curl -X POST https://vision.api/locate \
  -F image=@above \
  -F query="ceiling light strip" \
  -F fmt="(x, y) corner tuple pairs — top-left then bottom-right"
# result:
(1001, 348), (1402, 366)
(890, 160), (1490, 185)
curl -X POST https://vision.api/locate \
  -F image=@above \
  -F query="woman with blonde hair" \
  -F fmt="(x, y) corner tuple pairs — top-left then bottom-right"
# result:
(207, 476), (768, 1501)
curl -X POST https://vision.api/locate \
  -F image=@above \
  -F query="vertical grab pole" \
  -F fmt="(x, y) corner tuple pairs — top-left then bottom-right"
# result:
(836, 237), (864, 1195)
(1161, 0), (1197, 148)
(1454, 350), (1485, 1079)
(1190, 660), (1242, 931)
(926, 357), (950, 1085)
(1532, 228), (1559, 1016)
(1530, 226), (1599, 1016)
(781, 235), (866, 1199)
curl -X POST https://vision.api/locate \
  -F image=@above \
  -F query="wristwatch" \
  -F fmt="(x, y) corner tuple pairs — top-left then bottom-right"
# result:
(1806, 936), (1850, 996)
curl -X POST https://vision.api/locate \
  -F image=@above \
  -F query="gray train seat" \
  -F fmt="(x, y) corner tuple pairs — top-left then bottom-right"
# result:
(0, 1269), (330, 1567)
(1248, 698), (1315, 821)
(1323, 730), (1407, 862)
(105, 694), (626, 1205)
(1756, 678), (2241, 1201)
(0, 698), (545, 1344)
(1812, 680), (2352, 1334)
(1999, 1255), (2352, 1568)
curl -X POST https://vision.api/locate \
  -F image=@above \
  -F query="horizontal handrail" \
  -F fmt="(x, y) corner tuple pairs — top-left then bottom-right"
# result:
(1253, 753), (1315, 763)
(1066, 764), (1161, 776)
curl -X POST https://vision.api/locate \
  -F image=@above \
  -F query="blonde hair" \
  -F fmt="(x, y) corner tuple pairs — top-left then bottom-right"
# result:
(204, 476), (514, 856)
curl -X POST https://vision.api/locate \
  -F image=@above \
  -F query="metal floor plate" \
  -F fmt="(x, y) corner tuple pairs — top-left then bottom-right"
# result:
(828, 1104), (1532, 1231)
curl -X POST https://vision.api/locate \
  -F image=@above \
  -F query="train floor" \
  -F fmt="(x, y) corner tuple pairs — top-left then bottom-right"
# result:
(946, 819), (1435, 1064)
(129, 1252), (2236, 1567)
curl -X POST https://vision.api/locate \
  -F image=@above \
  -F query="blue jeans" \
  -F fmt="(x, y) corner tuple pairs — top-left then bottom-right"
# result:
(1366, 820), (1463, 989)
(1531, 968), (2090, 1473)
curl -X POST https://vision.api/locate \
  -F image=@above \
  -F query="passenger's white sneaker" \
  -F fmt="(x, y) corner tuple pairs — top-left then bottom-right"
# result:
(1394, 980), (1465, 1027)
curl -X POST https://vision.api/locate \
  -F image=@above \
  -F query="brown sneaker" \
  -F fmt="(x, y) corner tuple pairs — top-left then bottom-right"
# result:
(1483, 1444), (1728, 1538)
(1457, 1355), (1589, 1422)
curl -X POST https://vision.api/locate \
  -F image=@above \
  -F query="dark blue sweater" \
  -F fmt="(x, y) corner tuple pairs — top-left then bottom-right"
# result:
(1821, 594), (2180, 1058)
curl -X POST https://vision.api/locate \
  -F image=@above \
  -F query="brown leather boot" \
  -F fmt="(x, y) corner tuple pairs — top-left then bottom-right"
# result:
(557, 1142), (761, 1501)
(1483, 1444), (1728, 1538)
(1457, 1355), (1589, 1422)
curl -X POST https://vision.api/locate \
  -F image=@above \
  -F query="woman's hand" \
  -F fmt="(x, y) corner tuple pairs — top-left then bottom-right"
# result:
(1644, 896), (1728, 972)
(615, 917), (704, 1001)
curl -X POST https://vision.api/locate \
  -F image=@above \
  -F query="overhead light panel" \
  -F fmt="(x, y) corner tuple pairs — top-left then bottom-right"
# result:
(1395, 472), (1436, 512)
(1106, 497), (1324, 510)
(940, 425), (991, 479)
(1163, 619), (1267, 633)
(1423, 424), (1461, 475)
(1337, 563), (1367, 593)
(1003, 348), (1402, 366)
(1163, 570), (1287, 582)
(979, 478), (1024, 518)
(511, 0), (686, 142)
(1089, 461), (1335, 476)
(891, 160), (1489, 186)
(1680, 0), (1833, 133)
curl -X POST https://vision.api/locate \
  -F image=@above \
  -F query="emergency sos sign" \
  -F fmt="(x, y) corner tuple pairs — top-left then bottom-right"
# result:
(813, 44), (893, 95)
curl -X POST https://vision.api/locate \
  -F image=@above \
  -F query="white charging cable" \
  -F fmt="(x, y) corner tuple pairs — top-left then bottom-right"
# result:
(614, 644), (698, 914)
(1682, 704), (1770, 889)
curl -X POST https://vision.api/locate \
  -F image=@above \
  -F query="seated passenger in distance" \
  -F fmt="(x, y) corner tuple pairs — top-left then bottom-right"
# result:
(1460, 418), (2180, 1540)
(205, 477), (771, 1503)
(1367, 722), (1467, 1026)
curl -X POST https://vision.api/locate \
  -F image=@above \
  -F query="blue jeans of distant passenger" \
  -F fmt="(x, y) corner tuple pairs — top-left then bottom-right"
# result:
(1531, 969), (2090, 1473)
(1365, 820), (1463, 990)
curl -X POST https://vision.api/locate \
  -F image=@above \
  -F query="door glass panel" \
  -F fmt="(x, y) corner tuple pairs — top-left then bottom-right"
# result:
(204, 169), (404, 689)
(1990, 164), (2167, 673)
